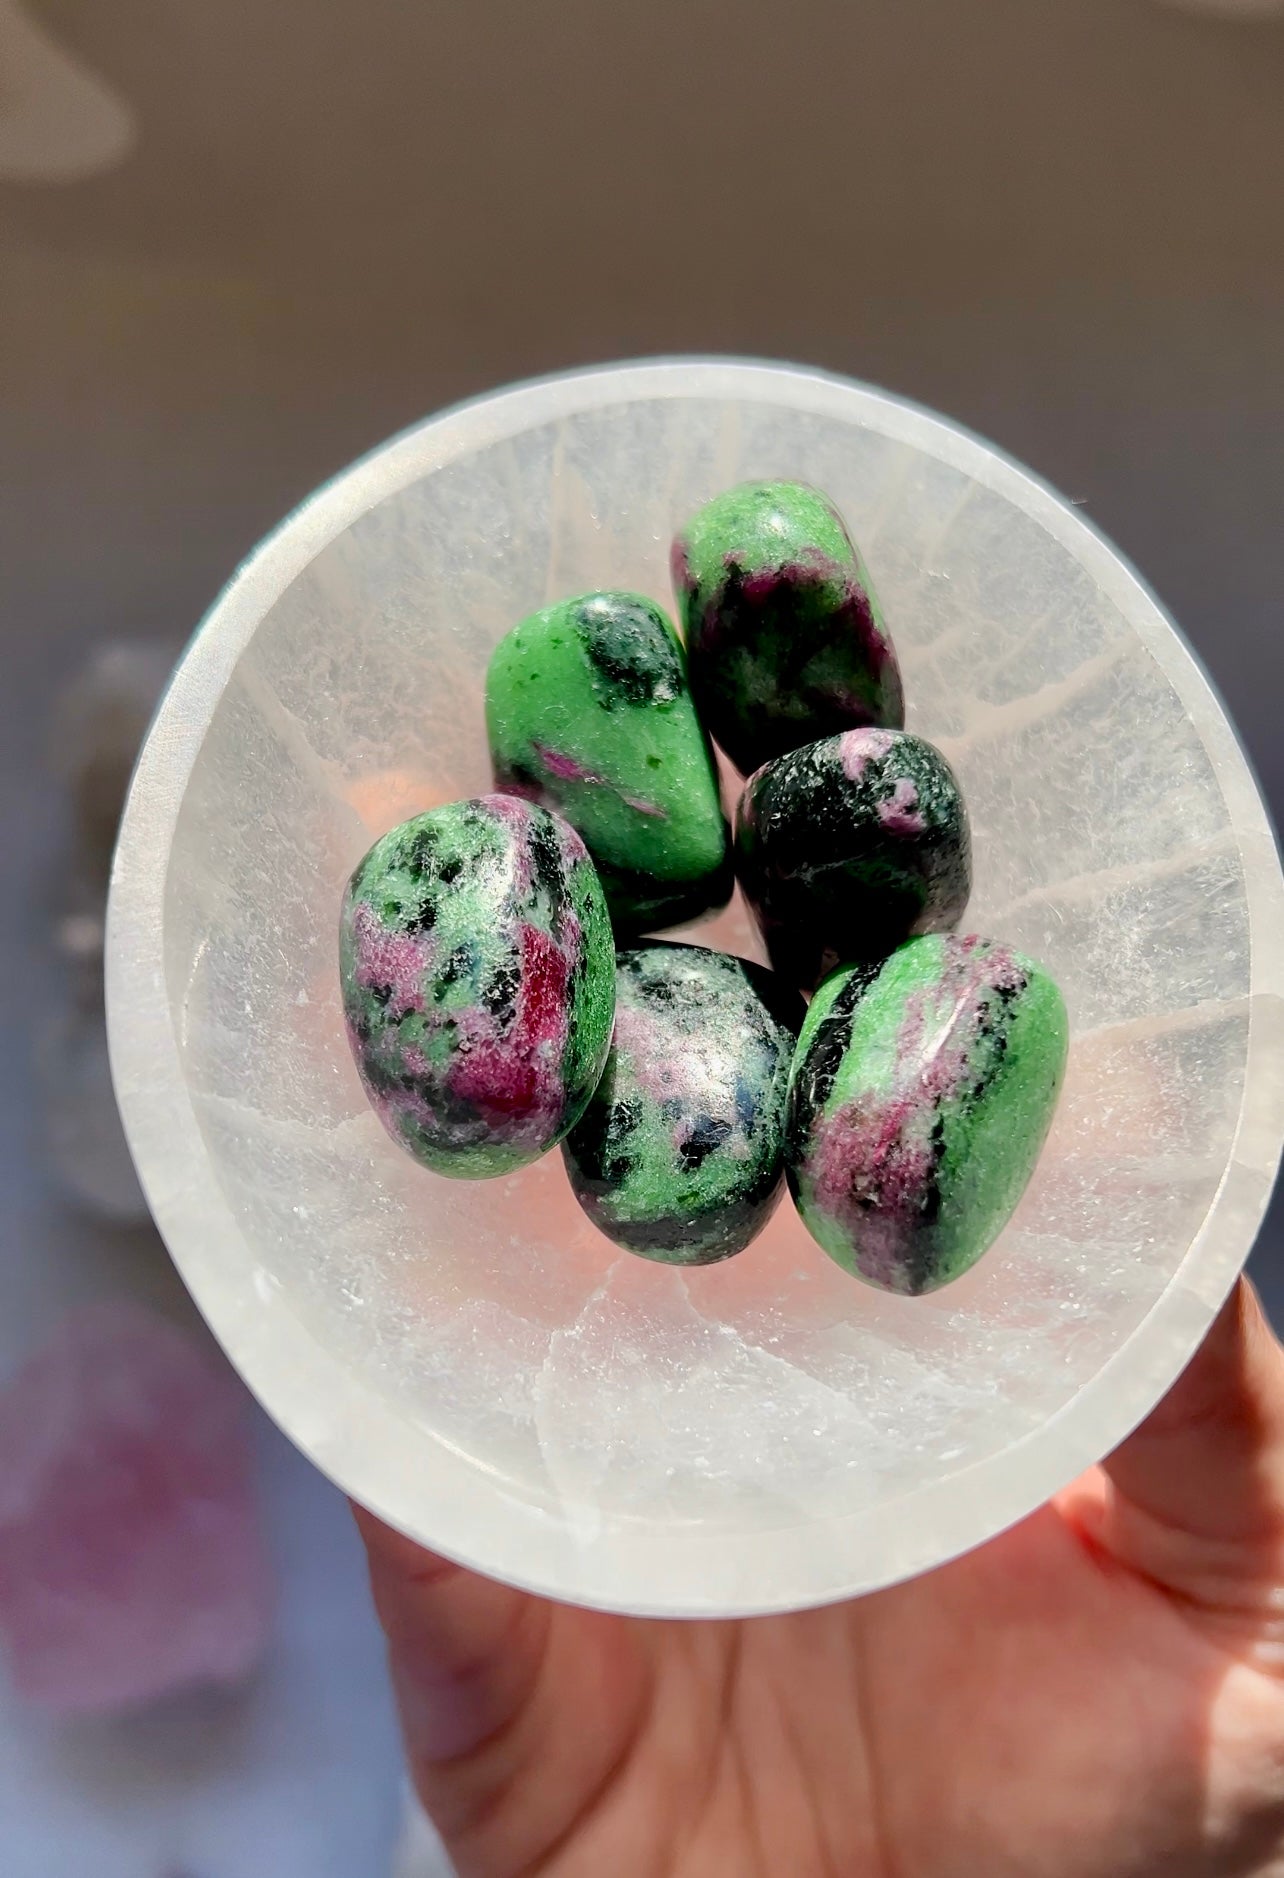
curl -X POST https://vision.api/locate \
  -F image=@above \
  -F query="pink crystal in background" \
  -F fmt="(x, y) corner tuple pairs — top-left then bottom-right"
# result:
(0, 1300), (273, 1715)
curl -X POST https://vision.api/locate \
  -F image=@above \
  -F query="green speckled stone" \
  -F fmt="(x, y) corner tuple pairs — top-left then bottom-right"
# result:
(563, 943), (804, 1264)
(786, 935), (1068, 1294)
(672, 480), (903, 775)
(340, 795), (614, 1178)
(486, 591), (731, 932)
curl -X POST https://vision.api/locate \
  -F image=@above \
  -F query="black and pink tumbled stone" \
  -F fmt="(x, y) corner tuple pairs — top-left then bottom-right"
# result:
(735, 728), (971, 990)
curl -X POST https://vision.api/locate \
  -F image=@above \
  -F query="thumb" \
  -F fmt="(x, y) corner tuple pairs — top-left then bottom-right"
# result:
(354, 1507), (550, 1772)
(354, 1507), (647, 1875)
(1094, 1277), (1284, 1641)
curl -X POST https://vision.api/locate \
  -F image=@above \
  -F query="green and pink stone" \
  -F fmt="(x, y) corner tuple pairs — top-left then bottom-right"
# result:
(786, 934), (1068, 1294)
(564, 944), (803, 1264)
(340, 795), (614, 1178)
(486, 591), (730, 932)
(672, 480), (904, 776)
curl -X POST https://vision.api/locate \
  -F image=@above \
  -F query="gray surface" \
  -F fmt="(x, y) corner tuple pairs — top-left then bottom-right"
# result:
(0, 0), (1282, 1869)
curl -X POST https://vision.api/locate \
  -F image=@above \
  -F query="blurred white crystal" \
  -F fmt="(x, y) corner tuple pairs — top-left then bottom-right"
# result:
(36, 1002), (148, 1223)
(48, 638), (178, 880)
(39, 639), (177, 1222)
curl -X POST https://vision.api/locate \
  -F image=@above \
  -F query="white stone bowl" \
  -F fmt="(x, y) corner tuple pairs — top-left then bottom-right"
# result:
(107, 359), (1284, 1616)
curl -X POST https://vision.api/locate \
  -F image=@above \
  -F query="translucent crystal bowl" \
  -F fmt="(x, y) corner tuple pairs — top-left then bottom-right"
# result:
(107, 359), (1284, 1617)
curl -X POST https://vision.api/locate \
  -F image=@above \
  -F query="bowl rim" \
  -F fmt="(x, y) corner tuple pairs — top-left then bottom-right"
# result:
(106, 355), (1284, 1616)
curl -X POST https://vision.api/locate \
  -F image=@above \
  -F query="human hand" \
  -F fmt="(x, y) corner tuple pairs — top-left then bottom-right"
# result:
(357, 1277), (1284, 1878)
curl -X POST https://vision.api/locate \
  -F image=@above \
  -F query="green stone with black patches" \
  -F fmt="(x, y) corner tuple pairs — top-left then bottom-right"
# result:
(486, 591), (731, 932)
(563, 943), (804, 1264)
(785, 935), (1068, 1294)
(672, 480), (904, 775)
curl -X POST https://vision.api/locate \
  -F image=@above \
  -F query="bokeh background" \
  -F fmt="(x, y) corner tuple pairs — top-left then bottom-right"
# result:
(2, 1), (1282, 1872)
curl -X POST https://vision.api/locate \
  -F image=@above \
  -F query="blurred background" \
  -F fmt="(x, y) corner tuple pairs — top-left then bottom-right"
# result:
(1, 0), (1282, 1872)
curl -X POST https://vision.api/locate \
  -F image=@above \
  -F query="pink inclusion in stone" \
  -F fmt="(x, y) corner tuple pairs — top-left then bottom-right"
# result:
(533, 745), (665, 819)
(447, 922), (569, 1137)
(877, 777), (924, 835)
(534, 742), (600, 784)
(740, 566), (778, 603)
(353, 900), (429, 1019)
(838, 727), (895, 782)
(0, 1301), (273, 1716)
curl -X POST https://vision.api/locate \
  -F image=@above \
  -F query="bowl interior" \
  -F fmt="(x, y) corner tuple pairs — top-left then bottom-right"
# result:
(112, 363), (1284, 1613)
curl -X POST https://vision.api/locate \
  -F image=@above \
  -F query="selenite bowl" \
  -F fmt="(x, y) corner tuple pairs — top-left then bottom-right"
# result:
(107, 359), (1284, 1616)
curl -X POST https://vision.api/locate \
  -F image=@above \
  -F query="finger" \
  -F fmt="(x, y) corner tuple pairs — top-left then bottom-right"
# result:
(1091, 1278), (1284, 1631)
(1107, 1278), (1284, 1543)
(354, 1506), (549, 1770)
(354, 1506), (650, 1873)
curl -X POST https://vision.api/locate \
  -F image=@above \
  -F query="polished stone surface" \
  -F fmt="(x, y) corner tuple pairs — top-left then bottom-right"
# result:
(487, 591), (729, 931)
(341, 796), (614, 1177)
(787, 937), (1068, 1293)
(736, 728), (970, 989)
(674, 480), (902, 774)
(564, 943), (802, 1263)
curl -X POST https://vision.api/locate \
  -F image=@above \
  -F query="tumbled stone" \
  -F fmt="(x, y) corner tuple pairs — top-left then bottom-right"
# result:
(786, 935), (1068, 1294)
(486, 590), (731, 931)
(671, 480), (903, 775)
(340, 795), (614, 1178)
(0, 1301), (272, 1715)
(563, 943), (803, 1264)
(736, 727), (971, 989)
